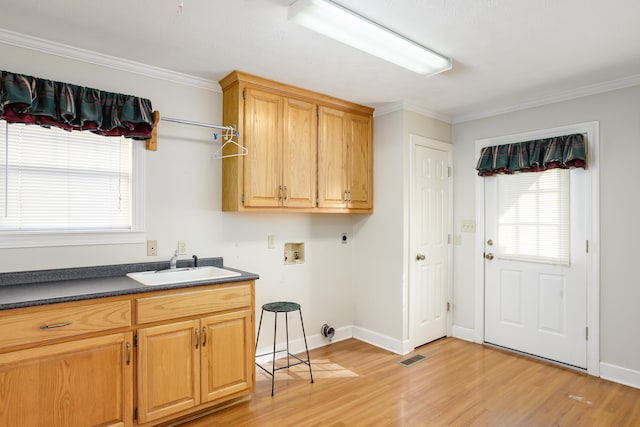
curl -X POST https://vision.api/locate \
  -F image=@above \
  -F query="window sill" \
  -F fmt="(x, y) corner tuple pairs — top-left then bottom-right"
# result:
(0, 230), (146, 248)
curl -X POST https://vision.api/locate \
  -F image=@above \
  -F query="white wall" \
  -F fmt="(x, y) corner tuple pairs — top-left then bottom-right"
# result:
(0, 43), (355, 348)
(352, 108), (450, 352)
(452, 85), (640, 373)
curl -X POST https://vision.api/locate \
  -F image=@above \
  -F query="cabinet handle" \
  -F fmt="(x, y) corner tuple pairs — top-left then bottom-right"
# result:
(283, 185), (288, 203)
(344, 190), (348, 202)
(39, 321), (72, 330)
(195, 328), (200, 349)
(278, 185), (283, 201)
(126, 342), (131, 365)
(347, 190), (352, 202)
(202, 326), (207, 347)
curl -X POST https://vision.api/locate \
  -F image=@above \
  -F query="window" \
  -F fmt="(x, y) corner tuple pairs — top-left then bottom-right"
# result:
(496, 168), (570, 265)
(0, 120), (144, 247)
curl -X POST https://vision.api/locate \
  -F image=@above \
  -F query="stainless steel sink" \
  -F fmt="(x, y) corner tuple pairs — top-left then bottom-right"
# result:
(126, 266), (241, 286)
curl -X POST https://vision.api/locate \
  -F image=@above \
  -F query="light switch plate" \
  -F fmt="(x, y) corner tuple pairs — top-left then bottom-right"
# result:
(177, 240), (187, 255)
(461, 220), (476, 233)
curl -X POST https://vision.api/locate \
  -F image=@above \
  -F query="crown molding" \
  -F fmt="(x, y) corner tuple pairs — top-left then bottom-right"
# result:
(452, 73), (640, 124)
(0, 28), (219, 92)
(374, 100), (452, 123)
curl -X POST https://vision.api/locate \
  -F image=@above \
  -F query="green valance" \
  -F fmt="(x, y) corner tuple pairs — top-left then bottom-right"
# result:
(0, 70), (154, 140)
(476, 133), (586, 176)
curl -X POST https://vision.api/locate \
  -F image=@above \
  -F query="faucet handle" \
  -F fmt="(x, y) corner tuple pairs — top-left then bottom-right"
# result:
(192, 254), (198, 268)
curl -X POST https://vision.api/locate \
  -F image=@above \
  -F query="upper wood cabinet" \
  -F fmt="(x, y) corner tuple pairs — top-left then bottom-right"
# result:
(317, 107), (373, 210)
(219, 71), (373, 213)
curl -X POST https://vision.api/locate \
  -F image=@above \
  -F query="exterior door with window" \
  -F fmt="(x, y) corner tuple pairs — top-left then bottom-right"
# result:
(484, 168), (587, 368)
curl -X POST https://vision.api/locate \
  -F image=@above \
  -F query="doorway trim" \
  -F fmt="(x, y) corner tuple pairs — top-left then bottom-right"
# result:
(408, 134), (453, 349)
(473, 121), (600, 375)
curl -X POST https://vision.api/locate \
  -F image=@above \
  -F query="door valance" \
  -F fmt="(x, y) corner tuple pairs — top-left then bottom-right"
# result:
(475, 133), (586, 176)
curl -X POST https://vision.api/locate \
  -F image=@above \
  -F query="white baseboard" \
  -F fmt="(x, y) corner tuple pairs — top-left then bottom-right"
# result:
(352, 326), (406, 355)
(256, 325), (352, 365)
(600, 362), (640, 390)
(452, 325), (476, 342)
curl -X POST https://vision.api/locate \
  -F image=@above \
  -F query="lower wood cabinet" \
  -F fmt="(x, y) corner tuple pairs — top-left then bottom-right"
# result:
(0, 333), (133, 427)
(0, 280), (255, 427)
(136, 309), (253, 424)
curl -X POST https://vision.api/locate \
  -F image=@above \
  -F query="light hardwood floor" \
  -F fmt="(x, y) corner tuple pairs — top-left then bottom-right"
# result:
(179, 337), (640, 426)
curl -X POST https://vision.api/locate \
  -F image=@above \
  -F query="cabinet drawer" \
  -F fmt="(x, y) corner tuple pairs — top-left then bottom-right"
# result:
(0, 300), (131, 350)
(136, 283), (252, 324)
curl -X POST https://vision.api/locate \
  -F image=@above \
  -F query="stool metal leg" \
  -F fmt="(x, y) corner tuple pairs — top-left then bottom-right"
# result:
(285, 312), (290, 367)
(271, 312), (277, 396)
(298, 308), (314, 383)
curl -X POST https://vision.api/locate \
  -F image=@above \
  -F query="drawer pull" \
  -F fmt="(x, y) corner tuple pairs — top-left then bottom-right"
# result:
(40, 321), (73, 330)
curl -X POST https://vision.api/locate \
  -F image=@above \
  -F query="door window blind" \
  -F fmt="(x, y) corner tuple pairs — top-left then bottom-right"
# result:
(496, 168), (570, 265)
(0, 120), (133, 232)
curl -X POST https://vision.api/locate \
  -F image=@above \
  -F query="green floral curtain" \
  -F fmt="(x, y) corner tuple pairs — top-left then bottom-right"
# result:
(476, 133), (586, 176)
(0, 70), (154, 140)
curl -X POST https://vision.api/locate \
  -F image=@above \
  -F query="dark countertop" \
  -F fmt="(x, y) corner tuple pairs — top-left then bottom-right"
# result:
(0, 257), (259, 310)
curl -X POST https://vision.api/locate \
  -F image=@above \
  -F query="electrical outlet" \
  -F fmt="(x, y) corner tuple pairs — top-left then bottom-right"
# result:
(147, 240), (158, 256)
(268, 235), (275, 249)
(461, 220), (476, 233)
(177, 240), (187, 255)
(454, 234), (462, 245)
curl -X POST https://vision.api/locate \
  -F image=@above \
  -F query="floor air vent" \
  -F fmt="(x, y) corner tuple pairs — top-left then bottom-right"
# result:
(399, 354), (427, 367)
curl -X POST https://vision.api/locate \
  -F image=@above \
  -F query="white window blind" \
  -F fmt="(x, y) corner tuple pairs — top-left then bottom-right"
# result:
(496, 168), (570, 265)
(0, 120), (144, 247)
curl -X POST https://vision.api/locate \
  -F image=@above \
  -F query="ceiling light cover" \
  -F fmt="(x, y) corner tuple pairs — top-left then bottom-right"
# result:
(288, 0), (452, 75)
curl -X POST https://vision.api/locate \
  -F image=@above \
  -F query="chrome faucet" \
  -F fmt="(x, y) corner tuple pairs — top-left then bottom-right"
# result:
(169, 250), (179, 269)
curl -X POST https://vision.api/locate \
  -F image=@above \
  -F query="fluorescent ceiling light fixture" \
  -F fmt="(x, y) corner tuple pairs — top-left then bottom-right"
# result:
(288, 0), (452, 75)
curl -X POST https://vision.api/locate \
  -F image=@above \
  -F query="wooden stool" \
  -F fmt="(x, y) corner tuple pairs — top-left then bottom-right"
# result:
(255, 301), (314, 396)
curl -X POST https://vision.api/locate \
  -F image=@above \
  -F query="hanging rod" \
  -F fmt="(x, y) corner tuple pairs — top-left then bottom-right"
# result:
(161, 116), (235, 132)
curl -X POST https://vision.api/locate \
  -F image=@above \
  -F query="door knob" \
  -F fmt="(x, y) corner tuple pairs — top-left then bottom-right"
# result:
(416, 254), (426, 261)
(485, 253), (494, 260)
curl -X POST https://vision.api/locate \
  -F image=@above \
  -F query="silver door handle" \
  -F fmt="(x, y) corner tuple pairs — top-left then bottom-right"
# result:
(416, 254), (426, 261)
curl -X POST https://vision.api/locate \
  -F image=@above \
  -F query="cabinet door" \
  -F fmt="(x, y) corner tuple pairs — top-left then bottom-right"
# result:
(137, 320), (200, 424)
(283, 98), (317, 208)
(200, 309), (253, 402)
(346, 112), (373, 209)
(0, 333), (133, 427)
(244, 88), (283, 207)
(317, 106), (348, 208)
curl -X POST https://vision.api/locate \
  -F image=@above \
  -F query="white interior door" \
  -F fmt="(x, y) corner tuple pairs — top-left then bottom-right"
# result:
(411, 138), (450, 348)
(484, 168), (587, 368)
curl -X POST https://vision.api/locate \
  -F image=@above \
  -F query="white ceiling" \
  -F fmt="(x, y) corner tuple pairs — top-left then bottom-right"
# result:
(2, 0), (640, 122)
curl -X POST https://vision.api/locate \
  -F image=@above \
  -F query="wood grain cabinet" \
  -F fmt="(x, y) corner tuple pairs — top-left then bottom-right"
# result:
(0, 280), (255, 427)
(220, 70), (373, 213)
(135, 283), (254, 425)
(241, 88), (317, 208)
(0, 301), (133, 427)
(317, 107), (373, 210)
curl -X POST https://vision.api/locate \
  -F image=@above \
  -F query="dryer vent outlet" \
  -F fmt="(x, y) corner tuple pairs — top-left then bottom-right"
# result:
(321, 324), (335, 342)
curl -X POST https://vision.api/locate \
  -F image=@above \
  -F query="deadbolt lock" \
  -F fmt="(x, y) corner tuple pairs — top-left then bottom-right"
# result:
(487, 239), (494, 246)
(416, 254), (426, 261)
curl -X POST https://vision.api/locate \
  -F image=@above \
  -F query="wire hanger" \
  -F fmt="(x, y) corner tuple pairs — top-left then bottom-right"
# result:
(214, 127), (248, 159)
